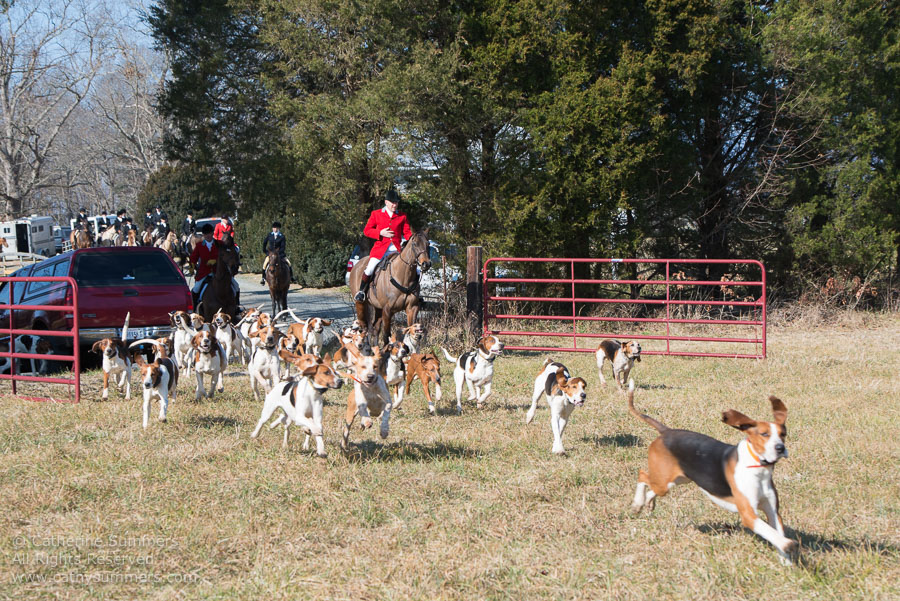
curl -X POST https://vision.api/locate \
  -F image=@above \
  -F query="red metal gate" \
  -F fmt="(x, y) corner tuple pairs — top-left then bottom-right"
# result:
(0, 276), (81, 402)
(483, 258), (766, 359)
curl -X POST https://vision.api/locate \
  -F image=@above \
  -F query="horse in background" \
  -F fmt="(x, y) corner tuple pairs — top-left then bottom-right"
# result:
(196, 234), (241, 322)
(70, 229), (92, 249)
(264, 250), (290, 315)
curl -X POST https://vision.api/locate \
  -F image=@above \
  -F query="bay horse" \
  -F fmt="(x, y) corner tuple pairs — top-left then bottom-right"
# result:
(196, 234), (241, 322)
(264, 250), (290, 315)
(70, 229), (92, 249)
(348, 229), (431, 346)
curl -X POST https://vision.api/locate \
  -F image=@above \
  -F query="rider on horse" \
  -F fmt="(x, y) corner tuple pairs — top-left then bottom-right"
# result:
(259, 221), (295, 285)
(354, 189), (412, 302)
(189, 223), (241, 309)
(74, 207), (94, 243)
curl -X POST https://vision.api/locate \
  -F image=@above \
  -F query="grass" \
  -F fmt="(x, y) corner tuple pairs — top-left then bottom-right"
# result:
(1, 315), (898, 600)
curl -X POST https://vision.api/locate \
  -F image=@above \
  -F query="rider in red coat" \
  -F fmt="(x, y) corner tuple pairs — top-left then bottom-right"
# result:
(213, 214), (235, 242)
(354, 189), (412, 302)
(189, 224), (219, 306)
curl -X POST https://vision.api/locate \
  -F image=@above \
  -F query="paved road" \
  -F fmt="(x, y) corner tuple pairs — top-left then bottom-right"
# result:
(232, 273), (355, 323)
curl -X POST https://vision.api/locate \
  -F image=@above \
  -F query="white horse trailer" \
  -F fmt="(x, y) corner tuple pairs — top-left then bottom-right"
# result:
(0, 215), (55, 256)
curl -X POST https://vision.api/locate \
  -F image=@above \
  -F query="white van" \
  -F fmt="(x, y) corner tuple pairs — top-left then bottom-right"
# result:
(0, 215), (55, 256)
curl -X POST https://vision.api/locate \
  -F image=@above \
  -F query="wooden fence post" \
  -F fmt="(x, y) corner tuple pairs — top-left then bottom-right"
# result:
(466, 245), (483, 338)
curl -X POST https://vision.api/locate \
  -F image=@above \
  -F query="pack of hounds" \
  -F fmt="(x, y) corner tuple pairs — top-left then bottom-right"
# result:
(92, 310), (798, 566)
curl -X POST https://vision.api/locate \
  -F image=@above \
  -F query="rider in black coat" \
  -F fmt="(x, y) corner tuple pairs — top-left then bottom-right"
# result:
(260, 222), (294, 284)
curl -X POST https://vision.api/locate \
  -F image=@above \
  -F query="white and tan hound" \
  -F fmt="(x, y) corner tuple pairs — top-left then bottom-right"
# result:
(286, 312), (331, 357)
(247, 325), (283, 401)
(596, 339), (641, 390)
(441, 335), (504, 413)
(340, 343), (393, 451)
(400, 323), (425, 354)
(526, 359), (588, 455)
(191, 329), (226, 400)
(135, 354), (179, 430)
(334, 326), (365, 370)
(628, 385), (797, 565)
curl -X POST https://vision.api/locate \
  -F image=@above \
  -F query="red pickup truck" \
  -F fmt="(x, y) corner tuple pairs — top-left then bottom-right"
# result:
(0, 247), (192, 351)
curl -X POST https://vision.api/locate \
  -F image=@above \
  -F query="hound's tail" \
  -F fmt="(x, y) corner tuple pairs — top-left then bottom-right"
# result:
(440, 347), (457, 364)
(626, 379), (668, 433)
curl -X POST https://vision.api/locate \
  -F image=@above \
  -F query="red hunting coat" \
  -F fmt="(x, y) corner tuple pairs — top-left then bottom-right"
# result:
(363, 207), (412, 260)
(214, 220), (234, 242)
(190, 240), (219, 280)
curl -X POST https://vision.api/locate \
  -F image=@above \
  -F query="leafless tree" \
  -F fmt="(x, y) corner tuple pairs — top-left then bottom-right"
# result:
(0, 0), (114, 218)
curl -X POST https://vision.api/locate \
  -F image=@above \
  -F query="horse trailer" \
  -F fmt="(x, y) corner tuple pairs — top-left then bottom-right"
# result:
(0, 215), (55, 256)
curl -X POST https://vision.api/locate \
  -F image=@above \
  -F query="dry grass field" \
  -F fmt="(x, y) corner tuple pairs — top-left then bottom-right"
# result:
(1, 314), (898, 600)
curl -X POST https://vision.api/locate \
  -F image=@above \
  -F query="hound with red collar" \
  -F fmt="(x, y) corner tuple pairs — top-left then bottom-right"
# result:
(628, 384), (797, 565)
(596, 339), (641, 390)
(440, 335), (504, 413)
(135, 354), (179, 430)
(526, 359), (588, 455)
(191, 329), (226, 400)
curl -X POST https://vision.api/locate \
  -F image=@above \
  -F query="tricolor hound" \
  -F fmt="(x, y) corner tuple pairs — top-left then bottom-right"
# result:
(596, 339), (641, 390)
(441, 335), (504, 413)
(135, 354), (179, 430)
(380, 336), (410, 410)
(91, 338), (132, 401)
(251, 354), (342, 456)
(212, 308), (246, 365)
(526, 359), (587, 455)
(90, 313), (132, 401)
(628, 385), (797, 565)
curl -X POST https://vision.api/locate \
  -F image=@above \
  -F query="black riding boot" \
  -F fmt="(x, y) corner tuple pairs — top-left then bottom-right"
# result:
(191, 290), (199, 310)
(354, 273), (372, 302)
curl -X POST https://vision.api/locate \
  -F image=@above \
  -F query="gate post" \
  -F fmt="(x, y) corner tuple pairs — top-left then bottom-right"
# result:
(466, 246), (483, 337)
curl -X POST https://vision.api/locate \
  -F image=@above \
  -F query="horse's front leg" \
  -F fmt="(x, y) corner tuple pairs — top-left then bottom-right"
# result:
(381, 309), (393, 347)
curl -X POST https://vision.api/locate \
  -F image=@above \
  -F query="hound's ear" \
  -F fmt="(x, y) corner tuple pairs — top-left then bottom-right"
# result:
(301, 363), (319, 377)
(91, 341), (103, 353)
(248, 329), (260, 338)
(555, 367), (568, 386)
(321, 319), (332, 326)
(134, 353), (145, 366)
(722, 410), (757, 431)
(769, 396), (787, 425)
(322, 353), (332, 366)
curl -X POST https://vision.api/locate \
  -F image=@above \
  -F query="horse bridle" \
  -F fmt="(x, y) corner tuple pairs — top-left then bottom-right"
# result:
(397, 235), (429, 269)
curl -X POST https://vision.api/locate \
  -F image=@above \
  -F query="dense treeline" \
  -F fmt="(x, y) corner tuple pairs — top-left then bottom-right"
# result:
(148, 0), (898, 300)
